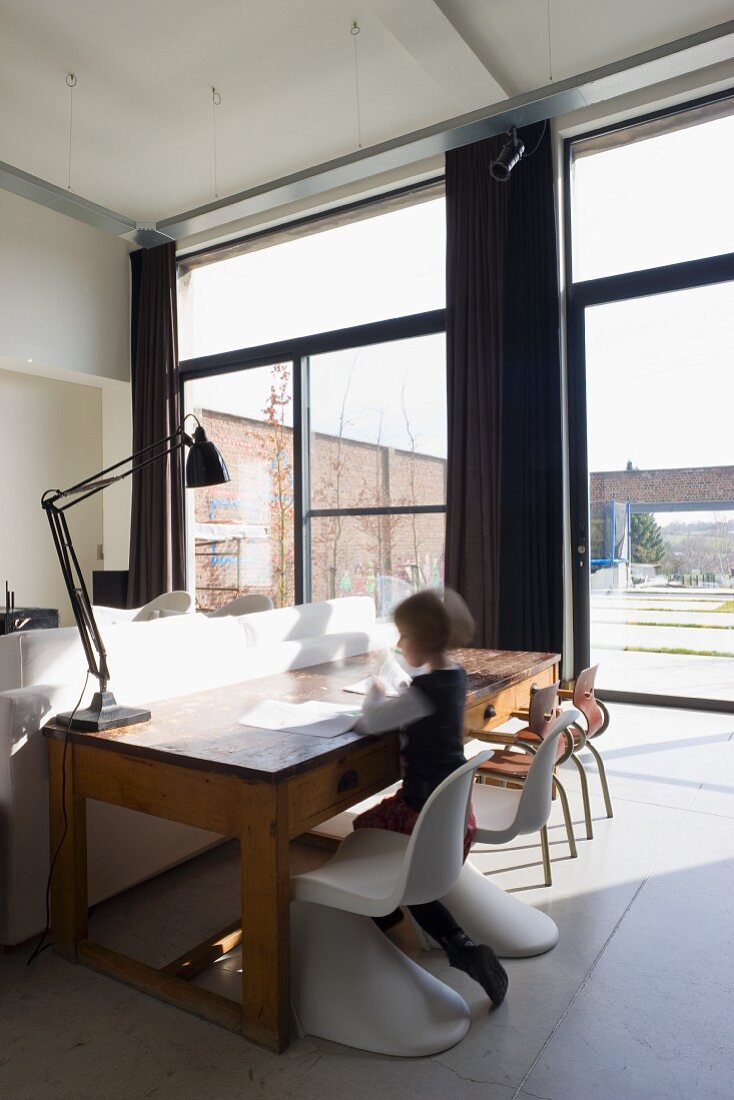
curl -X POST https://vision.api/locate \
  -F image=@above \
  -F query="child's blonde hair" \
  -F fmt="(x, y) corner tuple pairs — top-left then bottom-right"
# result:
(394, 588), (475, 655)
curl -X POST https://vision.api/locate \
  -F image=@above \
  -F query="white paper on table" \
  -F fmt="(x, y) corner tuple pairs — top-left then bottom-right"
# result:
(238, 699), (362, 738)
(343, 676), (401, 698)
(345, 656), (414, 698)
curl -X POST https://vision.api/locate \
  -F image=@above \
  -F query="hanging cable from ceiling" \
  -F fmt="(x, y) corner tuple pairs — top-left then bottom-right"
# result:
(65, 73), (77, 191)
(211, 86), (222, 199)
(351, 21), (363, 150)
(546, 0), (554, 83)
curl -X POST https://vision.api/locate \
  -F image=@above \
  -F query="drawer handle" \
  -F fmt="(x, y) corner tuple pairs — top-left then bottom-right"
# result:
(484, 704), (497, 721)
(338, 770), (359, 793)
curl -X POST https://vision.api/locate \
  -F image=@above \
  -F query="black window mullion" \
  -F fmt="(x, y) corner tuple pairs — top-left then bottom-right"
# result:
(307, 505), (445, 518)
(571, 249), (734, 310)
(179, 309), (446, 381)
(292, 356), (306, 604)
(295, 354), (312, 604)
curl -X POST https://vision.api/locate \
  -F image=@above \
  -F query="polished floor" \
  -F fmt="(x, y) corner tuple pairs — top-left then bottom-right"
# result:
(2, 702), (733, 1099)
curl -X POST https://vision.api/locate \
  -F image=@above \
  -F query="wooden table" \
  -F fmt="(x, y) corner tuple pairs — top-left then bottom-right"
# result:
(46, 648), (559, 1052)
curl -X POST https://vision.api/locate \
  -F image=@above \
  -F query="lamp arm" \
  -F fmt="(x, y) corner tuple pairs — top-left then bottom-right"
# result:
(44, 501), (110, 692)
(43, 427), (188, 508)
(50, 437), (186, 513)
(39, 416), (202, 693)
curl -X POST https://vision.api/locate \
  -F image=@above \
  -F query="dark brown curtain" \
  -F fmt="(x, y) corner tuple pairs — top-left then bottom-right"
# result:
(127, 242), (185, 606)
(445, 123), (563, 653)
(445, 137), (508, 647)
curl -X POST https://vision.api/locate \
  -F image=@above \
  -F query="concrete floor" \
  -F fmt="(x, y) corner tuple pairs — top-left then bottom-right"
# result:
(2, 702), (734, 1099)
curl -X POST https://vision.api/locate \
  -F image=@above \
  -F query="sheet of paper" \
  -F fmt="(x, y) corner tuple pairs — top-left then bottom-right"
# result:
(343, 677), (401, 698)
(238, 699), (362, 738)
(344, 656), (415, 698)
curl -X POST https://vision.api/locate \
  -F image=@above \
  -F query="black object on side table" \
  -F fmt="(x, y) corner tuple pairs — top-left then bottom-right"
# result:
(0, 607), (60, 635)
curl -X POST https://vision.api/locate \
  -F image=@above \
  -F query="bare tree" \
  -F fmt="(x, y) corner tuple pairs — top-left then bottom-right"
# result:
(400, 379), (424, 587)
(326, 357), (361, 596)
(713, 512), (733, 582)
(261, 364), (294, 607)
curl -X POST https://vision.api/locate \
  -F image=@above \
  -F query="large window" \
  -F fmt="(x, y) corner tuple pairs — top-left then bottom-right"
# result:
(307, 334), (446, 613)
(566, 94), (734, 707)
(179, 193), (445, 358)
(184, 366), (295, 611)
(179, 191), (447, 613)
(570, 101), (734, 280)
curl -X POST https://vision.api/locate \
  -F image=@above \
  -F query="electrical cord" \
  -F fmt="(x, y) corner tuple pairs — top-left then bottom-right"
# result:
(27, 672), (90, 965)
(523, 118), (548, 158)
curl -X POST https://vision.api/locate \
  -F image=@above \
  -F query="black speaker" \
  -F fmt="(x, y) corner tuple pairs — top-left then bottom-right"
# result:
(92, 570), (129, 609)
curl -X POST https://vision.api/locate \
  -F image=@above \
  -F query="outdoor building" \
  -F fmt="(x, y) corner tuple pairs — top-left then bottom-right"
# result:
(192, 402), (446, 612)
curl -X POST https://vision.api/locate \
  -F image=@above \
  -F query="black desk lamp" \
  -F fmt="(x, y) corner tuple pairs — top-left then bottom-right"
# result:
(41, 413), (230, 732)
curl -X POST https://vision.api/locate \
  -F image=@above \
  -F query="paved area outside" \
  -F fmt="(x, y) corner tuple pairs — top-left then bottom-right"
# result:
(591, 588), (733, 700)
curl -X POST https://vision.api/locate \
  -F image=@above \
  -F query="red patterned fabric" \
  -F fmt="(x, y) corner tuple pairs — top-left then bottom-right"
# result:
(353, 787), (476, 862)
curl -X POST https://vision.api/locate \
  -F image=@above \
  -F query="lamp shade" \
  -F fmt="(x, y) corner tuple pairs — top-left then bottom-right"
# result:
(185, 426), (230, 488)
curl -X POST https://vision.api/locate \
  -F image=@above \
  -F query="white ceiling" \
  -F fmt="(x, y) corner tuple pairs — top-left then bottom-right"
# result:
(0, 0), (732, 225)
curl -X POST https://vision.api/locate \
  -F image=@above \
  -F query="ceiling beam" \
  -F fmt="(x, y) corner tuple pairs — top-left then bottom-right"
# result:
(365, 0), (507, 110)
(1, 20), (733, 246)
(159, 19), (734, 243)
(0, 159), (136, 237)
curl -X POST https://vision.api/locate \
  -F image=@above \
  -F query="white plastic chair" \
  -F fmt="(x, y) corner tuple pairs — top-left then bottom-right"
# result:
(131, 590), (194, 620)
(438, 710), (580, 958)
(208, 594), (274, 617)
(289, 750), (492, 1056)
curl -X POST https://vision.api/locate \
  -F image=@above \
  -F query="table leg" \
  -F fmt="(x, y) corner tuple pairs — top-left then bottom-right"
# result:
(239, 783), (291, 1052)
(48, 738), (88, 960)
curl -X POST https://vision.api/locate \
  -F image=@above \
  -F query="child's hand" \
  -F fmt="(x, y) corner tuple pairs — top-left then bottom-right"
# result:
(363, 677), (387, 710)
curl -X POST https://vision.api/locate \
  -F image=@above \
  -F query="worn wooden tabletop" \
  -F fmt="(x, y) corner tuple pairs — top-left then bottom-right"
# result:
(45, 649), (559, 783)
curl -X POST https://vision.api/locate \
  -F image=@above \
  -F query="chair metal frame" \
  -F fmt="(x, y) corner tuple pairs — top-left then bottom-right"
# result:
(470, 683), (578, 885)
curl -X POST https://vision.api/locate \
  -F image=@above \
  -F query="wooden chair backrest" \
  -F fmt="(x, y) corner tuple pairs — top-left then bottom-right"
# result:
(528, 681), (560, 738)
(573, 665), (604, 737)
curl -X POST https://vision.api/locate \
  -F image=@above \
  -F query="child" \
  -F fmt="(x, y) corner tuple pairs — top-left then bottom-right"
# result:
(354, 588), (508, 1008)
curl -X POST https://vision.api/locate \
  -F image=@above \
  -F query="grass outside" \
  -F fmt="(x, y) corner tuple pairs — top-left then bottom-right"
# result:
(593, 590), (733, 669)
(627, 620), (732, 629)
(625, 645), (734, 658)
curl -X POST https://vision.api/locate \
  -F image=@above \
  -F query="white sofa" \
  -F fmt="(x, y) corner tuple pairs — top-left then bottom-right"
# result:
(0, 597), (394, 947)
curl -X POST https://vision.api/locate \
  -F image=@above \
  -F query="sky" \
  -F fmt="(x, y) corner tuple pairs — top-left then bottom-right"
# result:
(184, 197), (447, 458)
(574, 111), (734, 475)
(182, 108), (734, 506)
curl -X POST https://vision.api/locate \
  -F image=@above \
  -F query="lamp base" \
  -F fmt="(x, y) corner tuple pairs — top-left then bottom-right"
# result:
(57, 691), (151, 732)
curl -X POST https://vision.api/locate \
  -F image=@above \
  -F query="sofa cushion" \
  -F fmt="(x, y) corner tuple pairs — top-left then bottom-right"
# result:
(18, 614), (251, 704)
(237, 597), (376, 647)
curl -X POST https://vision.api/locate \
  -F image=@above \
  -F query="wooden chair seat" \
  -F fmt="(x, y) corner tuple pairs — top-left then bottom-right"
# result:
(478, 738), (564, 781)
(478, 751), (533, 779)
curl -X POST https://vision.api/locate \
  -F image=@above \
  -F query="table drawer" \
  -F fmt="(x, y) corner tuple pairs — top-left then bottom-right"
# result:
(464, 665), (558, 735)
(288, 738), (398, 838)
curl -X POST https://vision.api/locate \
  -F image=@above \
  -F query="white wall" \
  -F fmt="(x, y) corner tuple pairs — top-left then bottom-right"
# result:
(0, 188), (133, 618)
(0, 187), (130, 384)
(0, 368), (102, 626)
(101, 382), (133, 571)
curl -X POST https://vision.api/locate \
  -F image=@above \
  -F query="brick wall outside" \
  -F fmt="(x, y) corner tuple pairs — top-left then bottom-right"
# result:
(193, 407), (446, 611)
(590, 466), (734, 505)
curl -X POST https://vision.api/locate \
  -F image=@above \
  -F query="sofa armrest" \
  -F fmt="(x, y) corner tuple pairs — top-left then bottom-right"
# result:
(0, 684), (221, 948)
(0, 686), (59, 946)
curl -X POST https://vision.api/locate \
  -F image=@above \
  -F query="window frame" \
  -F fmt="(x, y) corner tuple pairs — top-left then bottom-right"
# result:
(564, 87), (734, 712)
(178, 201), (447, 607)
